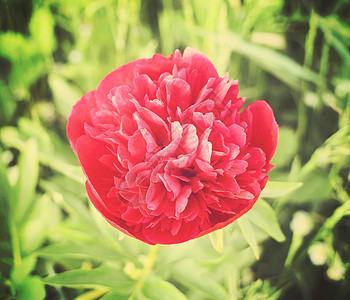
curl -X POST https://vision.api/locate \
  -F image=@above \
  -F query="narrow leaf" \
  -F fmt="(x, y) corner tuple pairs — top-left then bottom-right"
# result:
(40, 180), (91, 225)
(143, 277), (186, 300)
(270, 127), (298, 167)
(171, 259), (228, 300)
(0, 150), (11, 204)
(246, 199), (286, 242)
(14, 138), (39, 224)
(36, 242), (125, 262)
(237, 218), (260, 260)
(209, 229), (224, 252)
(100, 291), (129, 300)
(20, 194), (61, 254)
(49, 74), (82, 119)
(196, 29), (319, 87)
(41, 265), (134, 292)
(260, 181), (303, 198)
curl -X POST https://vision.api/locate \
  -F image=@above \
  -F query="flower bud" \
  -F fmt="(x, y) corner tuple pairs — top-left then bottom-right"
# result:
(290, 211), (313, 236)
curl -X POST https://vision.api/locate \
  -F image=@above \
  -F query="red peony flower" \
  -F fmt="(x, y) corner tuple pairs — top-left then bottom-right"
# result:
(67, 48), (278, 245)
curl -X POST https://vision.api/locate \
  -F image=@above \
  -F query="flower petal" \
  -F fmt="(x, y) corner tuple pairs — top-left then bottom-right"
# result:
(86, 181), (155, 245)
(183, 47), (218, 82)
(96, 60), (141, 105)
(241, 100), (278, 162)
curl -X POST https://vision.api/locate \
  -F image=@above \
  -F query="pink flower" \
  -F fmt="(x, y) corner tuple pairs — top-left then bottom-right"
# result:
(67, 48), (278, 245)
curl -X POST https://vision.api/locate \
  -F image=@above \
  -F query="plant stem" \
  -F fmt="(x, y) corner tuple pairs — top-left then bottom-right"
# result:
(10, 218), (21, 267)
(129, 244), (159, 300)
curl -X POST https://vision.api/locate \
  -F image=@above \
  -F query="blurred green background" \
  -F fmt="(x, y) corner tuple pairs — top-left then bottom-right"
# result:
(0, 0), (350, 299)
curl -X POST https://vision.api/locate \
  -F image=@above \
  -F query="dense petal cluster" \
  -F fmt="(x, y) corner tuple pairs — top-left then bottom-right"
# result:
(67, 48), (278, 244)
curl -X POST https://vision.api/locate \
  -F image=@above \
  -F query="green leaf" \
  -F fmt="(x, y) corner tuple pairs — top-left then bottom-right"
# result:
(246, 199), (286, 242)
(11, 255), (37, 285)
(14, 138), (39, 224)
(36, 242), (125, 262)
(0, 80), (16, 124)
(209, 229), (224, 252)
(292, 170), (333, 204)
(270, 127), (298, 167)
(40, 179), (90, 224)
(237, 217), (260, 260)
(16, 118), (77, 165)
(20, 194), (61, 254)
(0, 32), (46, 90)
(319, 18), (350, 67)
(200, 30), (319, 88)
(99, 291), (129, 300)
(17, 118), (53, 156)
(0, 31), (30, 62)
(29, 7), (56, 55)
(0, 124), (84, 184)
(171, 259), (228, 300)
(49, 74), (82, 119)
(50, 221), (97, 243)
(143, 276), (186, 300)
(0, 149), (11, 205)
(0, 126), (26, 150)
(74, 288), (111, 300)
(16, 276), (45, 300)
(260, 181), (303, 198)
(41, 265), (134, 293)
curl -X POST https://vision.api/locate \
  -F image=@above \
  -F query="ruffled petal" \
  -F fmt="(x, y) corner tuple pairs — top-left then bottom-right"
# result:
(183, 47), (218, 82)
(67, 48), (278, 245)
(96, 60), (141, 106)
(86, 181), (155, 245)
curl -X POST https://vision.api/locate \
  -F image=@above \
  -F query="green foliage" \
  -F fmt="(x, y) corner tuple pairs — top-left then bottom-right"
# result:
(41, 264), (134, 292)
(238, 217), (260, 260)
(142, 276), (187, 300)
(1, 0), (349, 299)
(261, 181), (303, 198)
(246, 198), (286, 242)
(171, 259), (229, 299)
(49, 74), (83, 119)
(13, 138), (39, 224)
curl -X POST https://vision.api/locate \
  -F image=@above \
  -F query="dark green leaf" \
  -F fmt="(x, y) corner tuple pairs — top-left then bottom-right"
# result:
(0, 80), (16, 123)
